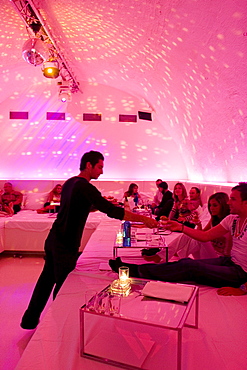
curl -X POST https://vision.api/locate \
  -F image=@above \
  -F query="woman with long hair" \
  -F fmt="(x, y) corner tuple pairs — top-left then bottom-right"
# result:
(123, 183), (142, 208)
(144, 191), (231, 262)
(193, 192), (231, 256)
(37, 184), (62, 213)
(169, 182), (198, 228)
(47, 184), (62, 204)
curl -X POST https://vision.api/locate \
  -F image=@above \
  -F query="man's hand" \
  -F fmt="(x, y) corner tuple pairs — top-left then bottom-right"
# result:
(124, 210), (159, 228)
(217, 287), (246, 296)
(143, 216), (159, 229)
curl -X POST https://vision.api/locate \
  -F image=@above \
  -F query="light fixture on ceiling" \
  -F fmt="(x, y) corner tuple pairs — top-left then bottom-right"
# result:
(58, 81), (72, 102)
(12, 0), (79, 92)
(42, 59), (60, 79)
(22, 38), (48, 66)
(59, 91), (71, 103)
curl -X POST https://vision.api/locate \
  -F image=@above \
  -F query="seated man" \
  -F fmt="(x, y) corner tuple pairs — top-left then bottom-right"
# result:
(1, 182), (23, 214)
(154, 181), (174, 220)
(109, 182), (247, 296)
(151, 179), (163, 212)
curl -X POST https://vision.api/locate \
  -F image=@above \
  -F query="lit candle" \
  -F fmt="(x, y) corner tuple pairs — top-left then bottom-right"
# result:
(119, 266), (129, 284)
(116, 231), (123, 245)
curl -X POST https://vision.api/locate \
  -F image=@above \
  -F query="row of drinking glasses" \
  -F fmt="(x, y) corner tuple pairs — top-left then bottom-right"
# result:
(131, 229), (166, 247)
(85, 290), (121, 316)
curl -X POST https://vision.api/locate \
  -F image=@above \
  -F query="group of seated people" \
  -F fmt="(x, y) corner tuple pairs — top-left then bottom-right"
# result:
(1, 178), (247, 297)
(153, 181), (202, 224)
(0, 182), (63, 216)
(123, 180), (203, 227)
(124, 180), (230, 262)
(110, 182), (247, 297)
(144, 191), (231, 263)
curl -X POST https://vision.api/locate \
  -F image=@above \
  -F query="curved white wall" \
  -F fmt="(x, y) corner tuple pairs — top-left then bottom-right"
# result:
(0, 0), (246, 182)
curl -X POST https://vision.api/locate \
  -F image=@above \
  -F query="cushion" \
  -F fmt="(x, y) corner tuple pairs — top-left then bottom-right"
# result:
(101, 188), (124, 201)
(198, 204), (211, 227)
(23, 192), (49, 210)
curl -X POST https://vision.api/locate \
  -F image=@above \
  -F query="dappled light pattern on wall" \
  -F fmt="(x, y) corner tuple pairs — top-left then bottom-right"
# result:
(0, 0), (246, 181)
(0, 78), (185, 179)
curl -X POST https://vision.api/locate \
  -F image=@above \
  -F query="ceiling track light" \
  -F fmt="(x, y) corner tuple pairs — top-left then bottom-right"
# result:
(42, 60), (60, 79)
(12, 0), (80, 92)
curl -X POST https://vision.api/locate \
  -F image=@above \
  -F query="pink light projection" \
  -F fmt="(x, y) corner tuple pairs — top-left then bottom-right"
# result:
(0, 0), (246, 182)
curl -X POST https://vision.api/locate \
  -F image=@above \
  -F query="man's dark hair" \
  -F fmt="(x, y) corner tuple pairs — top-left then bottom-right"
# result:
(158, 181), (168, 191)
(232, 182), (247, 201)
(80, 151), (104, 171)
(191, 186), (201, 194)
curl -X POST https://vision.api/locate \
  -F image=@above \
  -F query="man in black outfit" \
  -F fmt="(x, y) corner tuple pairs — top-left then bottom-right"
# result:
(154, 181), (174, 220)
(21, 151), (158, 329)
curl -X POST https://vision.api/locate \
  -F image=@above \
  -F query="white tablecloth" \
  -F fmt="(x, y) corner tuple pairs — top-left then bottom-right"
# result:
(3, 210), (100, 252)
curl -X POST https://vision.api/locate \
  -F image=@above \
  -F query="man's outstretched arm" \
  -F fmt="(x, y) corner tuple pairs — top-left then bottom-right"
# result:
(124, 210), (158, 228)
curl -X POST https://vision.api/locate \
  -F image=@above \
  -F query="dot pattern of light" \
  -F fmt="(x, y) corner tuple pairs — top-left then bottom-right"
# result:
(0, 0), (246, 182)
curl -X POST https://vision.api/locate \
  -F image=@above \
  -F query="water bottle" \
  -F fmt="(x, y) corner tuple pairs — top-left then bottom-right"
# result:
(122, 221), (131, 247)
(133, 193), (138, 207)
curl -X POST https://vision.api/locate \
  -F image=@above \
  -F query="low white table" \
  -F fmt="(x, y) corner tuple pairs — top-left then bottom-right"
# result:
(80, 279), (199, 370)
(113, 228), (180, 261)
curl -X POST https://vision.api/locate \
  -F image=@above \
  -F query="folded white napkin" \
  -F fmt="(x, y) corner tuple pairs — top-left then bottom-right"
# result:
(142, 281), (194, 303)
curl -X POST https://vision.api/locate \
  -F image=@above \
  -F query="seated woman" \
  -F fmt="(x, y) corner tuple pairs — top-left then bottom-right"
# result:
(144, 192), (231, 263)
(169, 182), (199, 228)
(123, 183), (142, 209)
(37, 184), (62, 214)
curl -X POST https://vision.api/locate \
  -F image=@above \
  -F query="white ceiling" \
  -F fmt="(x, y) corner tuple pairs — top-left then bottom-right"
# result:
(0, 0), (246, 182)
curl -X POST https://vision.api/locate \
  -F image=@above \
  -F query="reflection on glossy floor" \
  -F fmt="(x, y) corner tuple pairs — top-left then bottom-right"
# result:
(0, 253), (51, 370)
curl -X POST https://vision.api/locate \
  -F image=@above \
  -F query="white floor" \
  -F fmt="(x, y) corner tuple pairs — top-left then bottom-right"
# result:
(0, 254), (51, 370)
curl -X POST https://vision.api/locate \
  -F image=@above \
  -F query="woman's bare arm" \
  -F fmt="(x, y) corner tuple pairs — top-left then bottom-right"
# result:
(165, 220), (228, 242)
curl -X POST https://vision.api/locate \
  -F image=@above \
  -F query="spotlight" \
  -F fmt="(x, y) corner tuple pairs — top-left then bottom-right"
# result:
(22, 38), (48, 66)
(42, 60), (60, 78)
(58, 81), (71, 102)
(59, 91), (71, 103)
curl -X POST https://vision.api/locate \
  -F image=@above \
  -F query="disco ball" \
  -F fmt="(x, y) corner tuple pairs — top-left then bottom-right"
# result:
(22, 38), (48, 66)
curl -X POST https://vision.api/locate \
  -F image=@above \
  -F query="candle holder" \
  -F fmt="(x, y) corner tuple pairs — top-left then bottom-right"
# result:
(119, 266), (129, 281)
(115, 230), (123, 245)
(110, 266), (131, 297)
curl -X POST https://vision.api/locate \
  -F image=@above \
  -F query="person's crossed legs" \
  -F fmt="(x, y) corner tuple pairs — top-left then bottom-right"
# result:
(109, 256), (247, 288)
